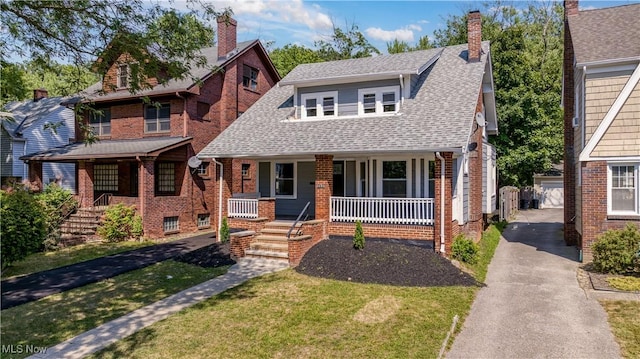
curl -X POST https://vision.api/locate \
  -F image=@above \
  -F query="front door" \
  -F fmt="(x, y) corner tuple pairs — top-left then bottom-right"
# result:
(333, 161), (344, 196)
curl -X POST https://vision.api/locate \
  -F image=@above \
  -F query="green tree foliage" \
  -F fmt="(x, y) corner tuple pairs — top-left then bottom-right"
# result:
(387, 36), (433, 54)
(1, 0), (225, 95)
(315, 24), (380, 61)
(97, 204), (143, 242)
(0, 186), (47, 268)
(220, 217), (230, 243)
(0, 61), (28, 105)
(433, 2), (564, 186)
(36, 183), (79, 250)
(269, 44), (322, 77)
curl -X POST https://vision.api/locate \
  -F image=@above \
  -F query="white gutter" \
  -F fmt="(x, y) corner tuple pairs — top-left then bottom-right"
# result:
(399, 74), (404, 105)
(435, 152), (446, 255)
(212, 158), (224, 242)
(576, 56), (640, 68)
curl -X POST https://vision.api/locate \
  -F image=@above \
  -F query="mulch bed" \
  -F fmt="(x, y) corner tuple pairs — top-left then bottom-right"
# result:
(295, 237), (480, 287)
(174, 242), (236, 268)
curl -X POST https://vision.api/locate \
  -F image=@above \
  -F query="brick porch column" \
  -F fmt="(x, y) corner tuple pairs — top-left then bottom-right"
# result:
(315, 154), (333, 221)
(139, 159), (156, 236)
(27, 161), (43, 192)
(77, 161), (94, 207)
(434, 152), (454, 255)
(220, 158), (234, 222)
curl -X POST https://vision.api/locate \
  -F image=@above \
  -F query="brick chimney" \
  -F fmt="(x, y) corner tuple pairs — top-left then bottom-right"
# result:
(564, 0), (579, 17)
(33, 88), (48, 101)
(217, 15), (237, 59)
(467, 10), (482, 63)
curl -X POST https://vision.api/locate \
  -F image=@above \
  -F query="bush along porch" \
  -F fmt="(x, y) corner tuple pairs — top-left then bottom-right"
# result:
(200, 11), (499, 265)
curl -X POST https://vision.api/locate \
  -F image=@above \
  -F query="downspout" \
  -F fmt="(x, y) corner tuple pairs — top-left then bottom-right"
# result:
(435, 152), (446, 254)
(212, 158), (224, 241)
(176, 92), (187, 138)
(399, 74), (404, 106)
(581, 66), (586, 149)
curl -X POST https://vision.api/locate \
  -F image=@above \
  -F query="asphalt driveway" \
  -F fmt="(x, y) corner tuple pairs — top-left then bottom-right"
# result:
(447, 208), (621, 358)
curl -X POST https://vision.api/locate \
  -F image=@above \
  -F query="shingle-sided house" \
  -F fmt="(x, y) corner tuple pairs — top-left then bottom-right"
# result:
(563, 1), (640, 261)
(1, 89), (76, 191)
(21, 17), (280, 238)
(198, 11), (498, 263)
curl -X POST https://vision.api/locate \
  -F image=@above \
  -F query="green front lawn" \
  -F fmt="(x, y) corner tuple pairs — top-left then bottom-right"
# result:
(91, 270), (476, 359)
(601, 300), (640, 359)
(1, 260), (228, 359)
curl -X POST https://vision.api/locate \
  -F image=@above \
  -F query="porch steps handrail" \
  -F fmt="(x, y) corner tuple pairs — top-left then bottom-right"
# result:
(287, 201), (311, 239)
(331, 197), (435, 225)
(93, 193), (112, 208)
(228, 198), (259, 219)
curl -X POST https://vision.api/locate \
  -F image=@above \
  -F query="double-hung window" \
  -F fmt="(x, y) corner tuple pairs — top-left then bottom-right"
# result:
(156, 162), (175, 195)
(243, 65), (259, 91)
(118, 64), (129, 88)
(94, 164), (118, 192)
(89, 108), (111, 136)
(144, 103), (170, 133)
(275, 163), (295, 197)
(300, 91), (338, 119)
(358, 86), (400, 116)
(382, 161), (407, 198)
(609, 164), (639, 215)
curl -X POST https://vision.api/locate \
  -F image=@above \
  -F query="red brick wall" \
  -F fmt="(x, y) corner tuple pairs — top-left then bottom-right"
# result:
(467, 11), (482, 62)
(288, 220), (327, 267)
(467, 91), (484, 240)
(329, 222), (435, 241)
(230, 231), (254, 258)
(580, 161), (640, 262)
(217, 16), (237, 58)
(77, 161), (94, 207)
(315, 155), (333, 221)
(27, 161), (43, 191)
(434, 152), (454, 255)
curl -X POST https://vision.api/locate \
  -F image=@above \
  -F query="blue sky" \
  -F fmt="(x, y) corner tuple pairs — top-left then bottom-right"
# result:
(207, 0), (637, 52)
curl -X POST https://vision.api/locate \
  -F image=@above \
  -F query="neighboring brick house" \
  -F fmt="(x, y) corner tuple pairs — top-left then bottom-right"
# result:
(198, 11), (498, 262)
(1, 89), (76, 191)
(563, 1), (640, 261)
(22, 18), (280, 238)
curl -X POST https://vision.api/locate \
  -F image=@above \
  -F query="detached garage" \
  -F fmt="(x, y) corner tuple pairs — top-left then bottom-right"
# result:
(533, 164), (564, 209)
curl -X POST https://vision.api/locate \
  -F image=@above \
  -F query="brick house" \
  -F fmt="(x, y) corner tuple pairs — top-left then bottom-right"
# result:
(198, 11), (499, 265)
(22, 18), (280, 238)
(563, 1), (640, 261)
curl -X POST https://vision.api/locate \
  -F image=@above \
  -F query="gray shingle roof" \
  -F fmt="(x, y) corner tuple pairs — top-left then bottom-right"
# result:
(2, 97), (72, 136)
(22, 136), (191, 161)
(568, 3), (640, 65)
(280, 48), (444, 85)
(82, 40), (259, 102)
(198, 42), (490, 159)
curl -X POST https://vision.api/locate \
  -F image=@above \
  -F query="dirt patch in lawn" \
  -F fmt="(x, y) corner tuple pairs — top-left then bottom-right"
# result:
(295, 237), (480, 287)
(174, 242), (236, 268)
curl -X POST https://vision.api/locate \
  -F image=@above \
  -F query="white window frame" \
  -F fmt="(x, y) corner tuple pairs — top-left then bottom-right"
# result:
(163, 216), (179, 232)
(272, 162), (297, 199)
(89, 108), (111, 136)
(197, 213), (210, 228)
(300, 91), (338, 120)
(607, 163), (639, 216)
(117, 64), (130, 88)
(376, 159), (411, 198)
(357, 86), (400, 116)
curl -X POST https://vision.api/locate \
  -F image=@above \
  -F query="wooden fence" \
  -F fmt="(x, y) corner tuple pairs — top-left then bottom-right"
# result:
(499, 186), (519, 221)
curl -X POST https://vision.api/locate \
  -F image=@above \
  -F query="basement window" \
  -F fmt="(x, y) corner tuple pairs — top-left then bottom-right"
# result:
(163, 216), (179, 232)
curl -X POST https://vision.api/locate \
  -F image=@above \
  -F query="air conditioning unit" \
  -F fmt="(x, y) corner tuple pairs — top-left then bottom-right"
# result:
(572, 117), (579, 128)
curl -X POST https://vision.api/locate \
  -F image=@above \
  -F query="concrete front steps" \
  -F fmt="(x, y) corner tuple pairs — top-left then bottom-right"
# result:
(59, 207), (106, 245)
(244, 221), (312, 262)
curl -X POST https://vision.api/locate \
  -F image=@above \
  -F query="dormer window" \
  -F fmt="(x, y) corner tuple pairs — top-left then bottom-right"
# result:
(117, 64), (129, 88)
(358, 86), (400, 116)
(300, 91), (338, 119)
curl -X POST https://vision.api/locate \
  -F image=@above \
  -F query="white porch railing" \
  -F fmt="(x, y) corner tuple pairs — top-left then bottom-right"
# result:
(331, 197), (435, 225)
(228, 198), (259, 219)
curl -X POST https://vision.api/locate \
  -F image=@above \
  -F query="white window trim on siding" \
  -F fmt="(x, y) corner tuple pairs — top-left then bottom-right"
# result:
(607, 162), (640, 216)
(300, 91), (338, 120)
(357, 86), (400, 116)
(271, 161), (297, 199)
(375, 158), (411, 198)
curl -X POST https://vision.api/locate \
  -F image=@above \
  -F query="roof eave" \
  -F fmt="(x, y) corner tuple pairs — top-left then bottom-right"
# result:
(199, 147), (464, 160)
(576, 56), (640, 68)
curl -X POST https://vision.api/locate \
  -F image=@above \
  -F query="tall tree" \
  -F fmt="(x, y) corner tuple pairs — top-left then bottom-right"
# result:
(1, 0), (226, 94)
(21, 60), (99, 98)
(0, 61), (27, 105)
(269, 44), (322, 77)
(315, 23), (380, 61)
(434, 2), (564, 187)
(387, 36), (433, 54)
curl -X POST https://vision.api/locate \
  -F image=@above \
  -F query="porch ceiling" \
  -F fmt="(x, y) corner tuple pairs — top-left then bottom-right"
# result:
(20, 136), (192, 162)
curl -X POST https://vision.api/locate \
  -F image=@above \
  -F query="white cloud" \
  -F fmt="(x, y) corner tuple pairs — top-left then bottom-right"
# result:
(407, 24), (422, 32)
(365, 27), (414, 42)
(213, 0), (332, 30)
(418, 19), (429, 24)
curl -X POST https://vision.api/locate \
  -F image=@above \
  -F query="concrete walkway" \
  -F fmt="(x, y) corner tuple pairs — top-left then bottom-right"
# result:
(447, 209), (622, 359)
(28, 258), (289, 359)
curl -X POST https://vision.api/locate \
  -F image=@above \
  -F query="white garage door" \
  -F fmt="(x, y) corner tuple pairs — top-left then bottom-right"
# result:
(540, 181), (563, 209)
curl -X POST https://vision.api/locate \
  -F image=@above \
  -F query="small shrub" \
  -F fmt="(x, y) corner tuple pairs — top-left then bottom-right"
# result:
(220, 217), (230, 243)
(353, 220), (365, 250)
(592, 224), (640, 274)
(1, 187), (47, 268)
(452, 234), (479, 265)
(97, 204), (143, 242)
